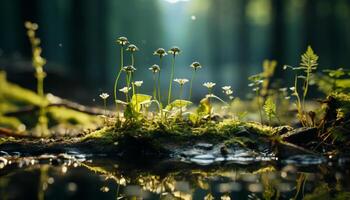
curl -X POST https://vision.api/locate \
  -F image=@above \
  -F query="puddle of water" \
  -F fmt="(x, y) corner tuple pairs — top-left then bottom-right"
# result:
(0, 153), (349, 200)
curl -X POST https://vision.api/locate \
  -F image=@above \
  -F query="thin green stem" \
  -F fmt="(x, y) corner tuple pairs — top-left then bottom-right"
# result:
(256, 89), (263, 124)
(179, 85), (183, 116)
(158, 57), (162, 104)
(189, 70), (195, 101)
(302, 69), (310, 111)
(131, 53), (134, 66)
(168, 56), (175, 105)
(114, 47), (124, 115)
(152, 73), (157, 100)
(294, 76), (305, 126)
(36, 71), (48, 136)
(208, 88), (212, 119)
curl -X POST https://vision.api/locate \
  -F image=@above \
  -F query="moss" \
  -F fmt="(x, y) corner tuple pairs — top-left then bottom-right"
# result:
(81, 127), (116, 144)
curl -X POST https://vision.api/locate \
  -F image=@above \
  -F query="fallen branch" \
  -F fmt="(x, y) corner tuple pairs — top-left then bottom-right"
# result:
(4, 94), (114, 117)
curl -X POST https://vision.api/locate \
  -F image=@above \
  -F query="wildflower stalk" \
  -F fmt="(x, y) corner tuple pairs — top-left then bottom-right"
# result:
(114, 37), (129, 117)
(25, 21), (49, 136)
(255, 89), (263, 124)
(179, 84), (183, 116)
(168, 55), (175, 104)
(114, 47), (124, 113)
(158, 57), (162, 103)
(189, 70), (195, 101)
(153, 73), (157, 100)
(208, 88), (212, 118)
(189, 62), (201, 101)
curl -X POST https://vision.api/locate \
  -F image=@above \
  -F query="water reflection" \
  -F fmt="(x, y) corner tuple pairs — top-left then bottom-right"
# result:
(0, 155), (349, 200)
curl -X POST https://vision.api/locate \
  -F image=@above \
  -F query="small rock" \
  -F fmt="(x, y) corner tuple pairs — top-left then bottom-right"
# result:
(220, 146), (229, 156)
(281, 127), (318, 145)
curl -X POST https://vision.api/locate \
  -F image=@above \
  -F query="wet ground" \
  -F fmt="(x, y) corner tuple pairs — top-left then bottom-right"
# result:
(0, 150), (349, 200)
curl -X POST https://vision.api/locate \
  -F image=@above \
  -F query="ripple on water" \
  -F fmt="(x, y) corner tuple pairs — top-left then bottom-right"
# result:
(283, 154), (326, 165)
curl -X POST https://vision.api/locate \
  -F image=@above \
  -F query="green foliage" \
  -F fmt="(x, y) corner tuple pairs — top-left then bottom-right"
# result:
(131, 94), (152, 112)
(197, 97), (211, 116)
(263, 97), (277, 124)
(165, 99), (192, 111)
(285, 46), (319, 126)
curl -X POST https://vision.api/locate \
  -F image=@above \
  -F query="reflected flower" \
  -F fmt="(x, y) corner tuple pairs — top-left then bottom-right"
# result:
(221, 195), (231, 200)
(100, 186), (110, 192)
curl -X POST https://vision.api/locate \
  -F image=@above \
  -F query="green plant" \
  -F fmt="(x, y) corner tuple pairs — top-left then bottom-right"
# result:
(173, 78), (189, 116)
(263, 97), (280, 124)
(284, 46), (319, 126)
(221, 86), (233, 101)
(114, 37), (129, 116)
(153, 48), (167, 104)
(24, 21), (49, 136)
(203, 82), (216, 118)
(149, 64), (160, 100)
(248, 74), (264, 124)
(167, 47), (181, 105)
(122, 65), (137, 101)
(99, 93), (110, 116)
(189, 62), (202, 101)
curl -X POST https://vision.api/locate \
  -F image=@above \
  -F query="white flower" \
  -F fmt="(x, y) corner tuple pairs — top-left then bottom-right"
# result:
(149, 64), (160, 73)
(99, 93), (109, 100)
(222, 86), (231, 91)
(224, 89), (233, 95)
(174, 78), (189, 86)
(116, 36), (129, 46)
(119, 87), (131, 94)
(190, 61), (202, 70)
(203, 82), (216, 89)
(153, 48), (167, 57)
(123, 65), (136, 73)
(133, 81), (143, 87)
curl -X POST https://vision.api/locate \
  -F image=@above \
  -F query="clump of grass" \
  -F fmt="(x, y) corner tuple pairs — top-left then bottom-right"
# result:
(24, 21), (49, 137)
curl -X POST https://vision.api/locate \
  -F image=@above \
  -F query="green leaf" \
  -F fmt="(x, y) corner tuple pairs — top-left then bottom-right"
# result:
(131, 94), (152, 112)
(189, 112), (199, 124)
(197, 97), (211, 115)
(165, 99), (192, 111)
